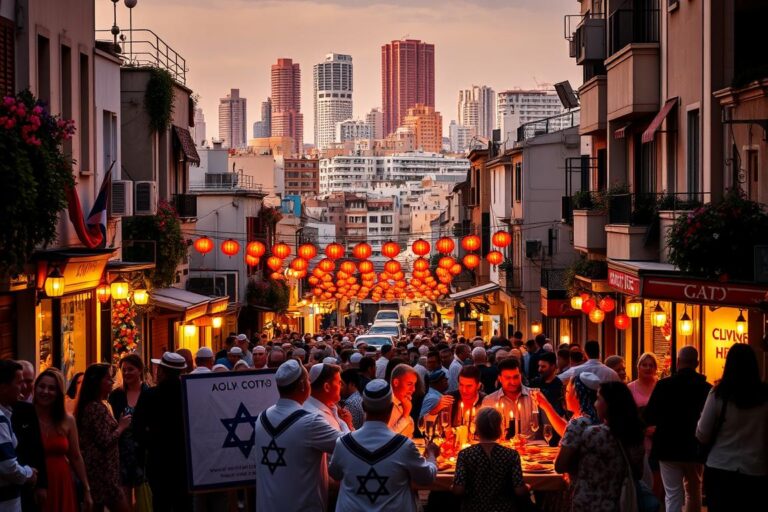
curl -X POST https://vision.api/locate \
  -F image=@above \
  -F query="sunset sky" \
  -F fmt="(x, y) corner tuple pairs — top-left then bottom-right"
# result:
(96, 0), (580, 142)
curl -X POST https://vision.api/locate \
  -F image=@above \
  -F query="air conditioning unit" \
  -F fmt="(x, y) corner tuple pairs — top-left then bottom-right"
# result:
(187, 272), (238, 303)
(110, 180), (133, 217)
(525, 240), (542, 259)
(134, 181), (157, 216)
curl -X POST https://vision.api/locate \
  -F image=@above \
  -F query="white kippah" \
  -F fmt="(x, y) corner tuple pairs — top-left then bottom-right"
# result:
(229, 346), (243, 356)
(349, 353), (363, 364)
(418, 345), (429, 356)
(276, 359), (303, 386)
(362, 379), (392, 410)
(578, 371), (602, 390)
(309, 363), (325, 384)
(322, 356), (338, 365)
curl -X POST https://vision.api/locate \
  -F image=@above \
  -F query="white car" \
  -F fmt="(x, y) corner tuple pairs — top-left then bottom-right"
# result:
(353, 335), (396, 351)
(374, 310), (400, 323)
(367, 322), (401, 338)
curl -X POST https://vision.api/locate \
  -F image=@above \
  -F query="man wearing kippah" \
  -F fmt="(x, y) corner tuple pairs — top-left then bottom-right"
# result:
(329, 379), (439, 511)
(254, 360), (343, 512)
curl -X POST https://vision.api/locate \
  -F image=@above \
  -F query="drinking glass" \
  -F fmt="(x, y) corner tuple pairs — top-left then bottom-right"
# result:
(530, 416), (540, 435)
(543, 425), (553, 445)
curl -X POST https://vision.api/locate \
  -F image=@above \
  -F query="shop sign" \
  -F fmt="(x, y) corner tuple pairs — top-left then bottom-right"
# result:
(182, 369), (279, 490)
(643, 277), (767, 308)
(607, 269), (641, 295)
(61, 255), (110, 294)
(703, 307), (748, 383)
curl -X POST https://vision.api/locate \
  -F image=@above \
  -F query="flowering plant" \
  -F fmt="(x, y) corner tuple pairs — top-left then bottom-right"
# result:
(667, 190), (768, 280)
(112, 299), (140, 363)
(0, 91), (75, 275)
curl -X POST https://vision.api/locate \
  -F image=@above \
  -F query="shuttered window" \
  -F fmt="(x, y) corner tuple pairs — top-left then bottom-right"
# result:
(0, 17), (14, 97)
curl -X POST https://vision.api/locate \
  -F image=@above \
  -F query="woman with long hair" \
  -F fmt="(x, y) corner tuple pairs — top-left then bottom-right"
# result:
(533, 371), (599, 438)
(33, 369), (92, 512)
(628, 352), (662, 497)
(76, 363), (132, 512)
(697, 344), (768, 511)
(64, 372), (83, 414)
(108, 354), (148, 503)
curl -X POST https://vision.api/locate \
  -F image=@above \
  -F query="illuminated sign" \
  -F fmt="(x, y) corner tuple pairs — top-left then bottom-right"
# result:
(607, 269), (641, 295)
(703, 307), (748, 383)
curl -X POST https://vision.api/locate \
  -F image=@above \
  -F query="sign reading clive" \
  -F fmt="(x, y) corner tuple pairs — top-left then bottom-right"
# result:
(182, 369), (279, 491)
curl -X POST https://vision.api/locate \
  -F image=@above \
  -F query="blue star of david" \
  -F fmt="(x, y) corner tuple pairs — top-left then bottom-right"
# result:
(356, 467), (389, 504)
(221, 403), (258, 458)
(260, 439), (287, 474)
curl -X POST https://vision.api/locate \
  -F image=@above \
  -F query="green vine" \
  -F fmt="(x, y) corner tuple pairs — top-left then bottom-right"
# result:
(564, 257), (607, 296)
(246, 278), (290, 313)
(144, 68), (175, 133)
(0, 90), (75, 276)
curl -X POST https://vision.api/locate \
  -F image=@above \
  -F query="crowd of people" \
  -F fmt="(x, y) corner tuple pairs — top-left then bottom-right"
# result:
(0, 325), (765, 512)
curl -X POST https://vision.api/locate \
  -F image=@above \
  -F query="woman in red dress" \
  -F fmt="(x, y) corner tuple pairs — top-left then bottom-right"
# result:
(33, 369), (92, 512)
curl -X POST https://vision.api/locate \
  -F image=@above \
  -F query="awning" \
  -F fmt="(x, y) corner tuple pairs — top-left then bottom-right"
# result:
(151, 287), (224, 322)
(448, 282), (499, 301)
(642, 98), (677, 143)
(173, 125), (200, 165)
(614, 123), (631, 139)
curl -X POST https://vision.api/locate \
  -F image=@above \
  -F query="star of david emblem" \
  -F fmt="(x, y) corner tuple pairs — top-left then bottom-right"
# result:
(260, 439), (287, 474)
(356, 467), (389, 504)
(220, 403), (258, 458)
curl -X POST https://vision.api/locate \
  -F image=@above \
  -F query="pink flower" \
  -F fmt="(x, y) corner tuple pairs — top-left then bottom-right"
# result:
(2, 97), (14, 106)
(5, 118), (16, 129)
(32, 105), (43, 115)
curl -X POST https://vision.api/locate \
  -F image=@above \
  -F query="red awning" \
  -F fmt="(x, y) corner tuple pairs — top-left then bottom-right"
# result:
(614, 124), (631, 139)
(642, 98), (677, 144)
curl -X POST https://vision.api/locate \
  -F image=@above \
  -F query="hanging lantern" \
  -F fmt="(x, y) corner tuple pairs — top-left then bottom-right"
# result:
(486, 250), (504, 266)
(298, 243), (317, 260)
(352, 242), (372, 260)
(381, 241), (400, 259)
(437, 257), (453, 270)
(194, 236), (214, 255)
(651, 303), (667, 327)
(589, 308), (606, 323)
(412, 238), (430, 256)
(358, 260), (374, 274)
(290, 258), (309, 271)
(325, 243), (345, 260)
(110, 275), (130, 300)
(221, 239), (240, 257)
(436, 237), (455, 254)
(246, 241), (266, 258)
(270, 272), (285, 281)
(531, 321), (542, 335)
(318, 258), (336, 273)
(339, 261), (356, 274)
(96, 281), (111, 304)
(626, 299), (643, 318)
(599, 296), (616, 312)
(614, 313), (631, 330)
(267, 256), (283, 272)
(43, 267), (65, 298)
(491, 231), (512, 248)
(133, 287), (149, 306)
(570, 295), (583, 310)
(462, 253), (480, 269)
(581, 298), (596, 314)
(384, 260), (401, 274)
(735, 310), (747, 335)
(413, 257), (430, 272)
(461, 235), (481, 252)
(679, 311), (693, 336)
(449, 263), (463, 276)
(272, 243), (291, 259)
(470, 309), (478, 319)
(245, 255), (260, 267)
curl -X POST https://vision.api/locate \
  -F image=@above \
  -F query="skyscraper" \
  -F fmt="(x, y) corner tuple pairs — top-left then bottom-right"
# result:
(497, 89), (565, 144)
(192, 107), (206, 147)
(366, 108), (384, 140)
(458, 85), (495, 139)
(314, 54), (353, 150)
(401, 104), (442, 153)
(271, 58), (303, 155)
(381, 39), (435, 136)
(252, 97), (272, 138)
(218, 89), (247, 148)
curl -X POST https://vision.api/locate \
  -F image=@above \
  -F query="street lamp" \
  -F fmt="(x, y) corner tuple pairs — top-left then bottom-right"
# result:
(44, 268), (65, 298)
(110, 275), (130, 300)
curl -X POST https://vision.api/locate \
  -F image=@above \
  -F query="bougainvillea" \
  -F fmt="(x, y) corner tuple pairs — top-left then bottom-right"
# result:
(112, 299), (139, 363)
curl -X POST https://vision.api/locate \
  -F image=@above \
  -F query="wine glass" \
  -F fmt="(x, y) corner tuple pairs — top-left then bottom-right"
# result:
(543, 425), (553, 445)
(530, 416), (540, 436)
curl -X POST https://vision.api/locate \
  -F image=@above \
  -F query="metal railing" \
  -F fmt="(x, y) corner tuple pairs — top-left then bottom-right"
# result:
(517, 110), (580, 142)
(95, 28), (187, 85)
(562, 156), (599, 223)
(541, 268), (568, 291)
(564, 12), (605, 42)
(189, 173), (264, 193)
(608, 7), (660, 56)
(607, 192), (711, 225)
(172, 194), (197, 218)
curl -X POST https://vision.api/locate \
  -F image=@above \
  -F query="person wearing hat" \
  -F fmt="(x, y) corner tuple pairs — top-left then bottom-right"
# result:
(132, 352), (190, 511)
(235, 334), (253, 367)
(419, 368), (454, 420)
(304, 364), (353, 433)
(252, 345), (268, 370)
(481, 358), (537, 438)
(191, 347), (215, 374)
(254, 360), (343, 512)
(214, 346), (243, 370)
(329, 379), (439, 511)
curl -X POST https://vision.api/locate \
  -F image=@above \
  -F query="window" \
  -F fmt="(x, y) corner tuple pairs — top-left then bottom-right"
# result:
(37, 35), (51, 105)
(514, 162), (522, 202)
(0, 17), (14, 96)
(687, 109), (700, 197)
(369, 216), (378, 223)
(61, 45), (72, 158)
(79, 53), (90, 173)
(102, 111), (117, 174)
(381, 215), (393, 224)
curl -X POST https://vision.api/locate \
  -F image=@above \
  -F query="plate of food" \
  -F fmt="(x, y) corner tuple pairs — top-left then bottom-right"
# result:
(523, 463), (552, 473)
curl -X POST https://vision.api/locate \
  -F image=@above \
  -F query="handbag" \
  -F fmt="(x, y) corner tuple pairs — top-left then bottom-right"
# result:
(134, 481), (153, 512)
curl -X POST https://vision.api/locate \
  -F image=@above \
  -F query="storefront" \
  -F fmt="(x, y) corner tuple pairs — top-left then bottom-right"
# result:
(539, 291), (581, 346)
(449, 283), (506, 340)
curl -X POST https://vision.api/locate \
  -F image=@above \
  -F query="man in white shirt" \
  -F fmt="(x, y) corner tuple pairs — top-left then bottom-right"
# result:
(375, 345), (392, 380)
(557, 340), (620, 384)
(254, 359), (342, 512)
(329, 379), (439, 512)
(304, 363), (353, 433)
(252, 346), (268, 370)
(481, 358), (536, 438)
(235, 334), (253, 367)
(387, 364), (418, 438)
(190, 347), (214, 374)
(447, 344), (470, 393)
(413, 345), (430, 386)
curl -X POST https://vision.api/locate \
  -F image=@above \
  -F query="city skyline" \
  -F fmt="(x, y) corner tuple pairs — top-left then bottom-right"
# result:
(95, 0), (579, 144)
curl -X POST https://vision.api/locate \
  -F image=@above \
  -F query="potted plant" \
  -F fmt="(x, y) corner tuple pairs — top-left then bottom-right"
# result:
(572, 189), (608, 251)
(657, 193), (704, 263)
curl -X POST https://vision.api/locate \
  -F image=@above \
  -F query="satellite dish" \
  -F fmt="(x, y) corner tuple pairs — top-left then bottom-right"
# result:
(554, 81), (579, 110)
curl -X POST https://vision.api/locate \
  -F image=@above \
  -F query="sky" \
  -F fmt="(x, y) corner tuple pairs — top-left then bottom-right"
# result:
(95, 0), (580, 144)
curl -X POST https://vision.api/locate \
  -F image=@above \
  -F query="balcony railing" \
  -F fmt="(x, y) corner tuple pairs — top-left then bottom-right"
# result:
(607, 192), (710, 225)
(517, 110), (581, 142)
(95, 29), (187, 85)
(189, 173), (264, 193)
(608, 7), (660, 56)
(172, 194), (197, 218)
(562, 156), (598, 223)
(541, 268), (568, 292)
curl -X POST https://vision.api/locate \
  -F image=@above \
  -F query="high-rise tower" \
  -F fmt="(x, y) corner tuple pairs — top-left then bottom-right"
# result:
(313, 54), (353, 150)
(271, 58), (303, 155)
(218, 89), (247, 148)
(381, 39), (435, 136)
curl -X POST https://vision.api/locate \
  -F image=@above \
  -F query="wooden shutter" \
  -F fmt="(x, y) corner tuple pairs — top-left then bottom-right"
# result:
(0, 16), (15, 97)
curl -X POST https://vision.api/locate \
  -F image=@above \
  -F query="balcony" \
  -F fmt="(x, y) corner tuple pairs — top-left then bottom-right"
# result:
(605, 193), (661, 262)
(189, 173), (265, 194)
(517, 110), (581, 142)
(172, 194), (197, 219)
(573, 210), (608, 253)
(540, 268), (568, 300)
(605, 8), (660, 121)
(578, 75), (607, 134)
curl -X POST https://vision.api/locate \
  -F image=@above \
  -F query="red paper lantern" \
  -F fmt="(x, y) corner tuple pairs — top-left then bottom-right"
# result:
(270, 272), (284, 281)
(381, 241), (400, 259)
(221, 239), (240, 257)
(298, 243), (317, 260)
(290, 258), (308, 271)
(358, 260), (374, 274)
(384, 260), (401, 274)
(96, 281), (111, 304)
(340, 261), (357, 274)
(266, 256), (283, 271)
(461, 235), (481, 252)
(272, 243), (291, 259)
(413, 258), (430, 272)
(194, 236), (214, 255)
(462, 253), (480, 269)
(449, 263), (463, 276)
(352, 242), (372, 260)
(325, 243), (345, 260)
(486, 250), (504, 266)
(599, 296), (616, 312)
(589, 308), (606, 323)
(581, 298), (597, 314)
(436, 237), (455, 254)
(614, 313), (631, 330)
(412, 238), (430, 256)
(318, 258), (336, 273)
(246, 241), (266, 258)
(438, 256), (455, 270)
(491, 231), (512, 248)
(245, 255), (260, 267)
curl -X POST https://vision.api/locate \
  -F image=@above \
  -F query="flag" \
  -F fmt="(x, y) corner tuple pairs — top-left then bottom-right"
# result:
(86, 167), (112, 249)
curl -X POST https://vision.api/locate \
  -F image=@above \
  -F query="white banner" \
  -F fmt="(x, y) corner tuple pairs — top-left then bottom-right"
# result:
(182, 369), (279, 491)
